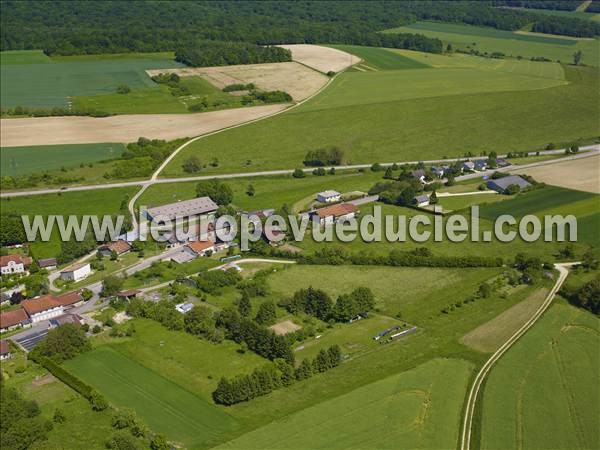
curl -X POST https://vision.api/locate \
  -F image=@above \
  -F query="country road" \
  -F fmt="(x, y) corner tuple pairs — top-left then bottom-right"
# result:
(460, 262), (578, 450)
(2, 145), (598, 199)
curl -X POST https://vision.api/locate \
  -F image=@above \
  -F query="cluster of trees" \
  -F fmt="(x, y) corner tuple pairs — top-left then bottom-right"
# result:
(193, 268), (242, 294)
(1, 171), (86, 190)
(303, 146), (345, 167)
(104, 137), (184, 180)
(30, 324), (91, 363)
(127, 299), (187, 333)
(175, 40), (291, 67)
(283, 286), (376, 323)
(1, 105), (110, 119)
(150, 72), (190, 96)
(223, 83), (255, 92)
(213, 345), (342, 405)
(560, 276), (600, 315)
(368, 178), (425, 206)
(531, 14), (600, 37)
(0, 381), (51, 450)
(196, 179), (233, 205)
(0, 214), (26, 246)
(216, 307), (295, 364)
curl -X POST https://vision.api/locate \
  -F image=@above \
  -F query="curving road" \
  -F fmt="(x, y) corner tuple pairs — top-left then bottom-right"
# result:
(460, 262), (578, 450)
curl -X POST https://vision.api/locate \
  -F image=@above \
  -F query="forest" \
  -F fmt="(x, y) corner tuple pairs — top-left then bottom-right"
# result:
(175, 41), (291, 67)
(2, 1), (597, 56)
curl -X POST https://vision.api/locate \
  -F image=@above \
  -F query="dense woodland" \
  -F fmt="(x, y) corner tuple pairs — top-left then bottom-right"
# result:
(2, 1), (597, 57)
(492, 0), (582, 11)
(175, 41), (291, 67)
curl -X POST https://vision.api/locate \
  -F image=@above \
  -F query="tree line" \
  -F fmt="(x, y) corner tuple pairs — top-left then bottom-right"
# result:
(175, 40), (291, 67)
(213, 345), (342, 405)
(560, 275), (600, 315)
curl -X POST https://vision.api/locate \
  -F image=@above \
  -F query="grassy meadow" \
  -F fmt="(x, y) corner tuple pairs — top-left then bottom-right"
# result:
(164, 53), (598, 177)
(216, 358), (472, 450)
(387, 21), (600, 66)
(328, 44), (431, 71)
(0, 142), (125, 176)
(0, 50), (182, 108)
(480, 302), (600, 450)
(64, 345), (238, 449)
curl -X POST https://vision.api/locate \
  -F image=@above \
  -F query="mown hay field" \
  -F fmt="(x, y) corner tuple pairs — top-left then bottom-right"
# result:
(480, 303), (600, 450)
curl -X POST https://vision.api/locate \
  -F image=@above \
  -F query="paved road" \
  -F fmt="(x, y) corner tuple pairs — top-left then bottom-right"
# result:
(460, 262), (577, 450)
(3, 146), (597, 199)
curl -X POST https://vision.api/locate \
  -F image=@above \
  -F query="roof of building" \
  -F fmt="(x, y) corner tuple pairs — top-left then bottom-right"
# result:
(117, 289), (141, 297)
(246, 208), (275, 218)
(21, 295), (62, 315)
(412, 169), (425, 178)
(474, 160), (487, 167)
(488, 175), (532, 190)
(315, 203), (358, 218)
(415, 195), (429, 203)
(186, 240), (215, 254)
(38, 258), (57, 268)
(171, 250), (197, 264)
(463, 161), (475, 168)
(101, 240), (132, 254)
(0, 340), (9, 355)
(317, 190), (341, 198)
(146, 196), (218, 221)
(263, 225), (285, 240)
(60, 262), (90, 274)
(0, 254), (31, 267)
(176, 303), (194, 313)
(0, 308), (29, 329)
(57, 291), (83, 307)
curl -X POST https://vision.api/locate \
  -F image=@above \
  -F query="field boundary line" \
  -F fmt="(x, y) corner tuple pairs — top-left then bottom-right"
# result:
(460, 261), (578, 450)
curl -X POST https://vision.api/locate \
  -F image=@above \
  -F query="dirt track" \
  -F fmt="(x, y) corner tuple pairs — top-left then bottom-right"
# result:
(513, 154), (600, 193)
(277, 44), (361, 73)
(0, 104), (287, 147)
(147, 61), (328, 101)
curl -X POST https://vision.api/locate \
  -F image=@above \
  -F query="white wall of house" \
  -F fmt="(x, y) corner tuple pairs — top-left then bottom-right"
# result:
(317, 193), (341, 203)
(1, 261), (25, 275)
(0, 352), (11, 360)
(61, 264), (91, 282)
(30, 306), (64, 323)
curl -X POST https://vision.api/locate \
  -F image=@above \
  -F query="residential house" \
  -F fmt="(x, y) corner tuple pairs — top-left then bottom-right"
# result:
(145, 196), (218, 222)
(414, 195), (430, 207)
(60, 263), (91, 282)
(312, 203), (359, 226)
(0, 254), (31, 276)
(462, 161), (475, 172)
(0, 340), (11, 360)
(38, 258), (58, 271)
(21, 295), (64, 323)
(431, 166), (445, 178)
(262, 225), (286, 245)
(496, 157), (510, 168)
(175, 303), (194, 314)
(487, 175), (532, 194)
(474, 160), (487, 171)
(411, 169), (426, 183)
(169, 249), (197, 264)
(0, 308), (30, 333)
(117, 230), (140, 244)
(99, 240), (132, 257)
(57, 290), (84, 309)
(317, 190), (341, 203)
(186, 240), (215, 257)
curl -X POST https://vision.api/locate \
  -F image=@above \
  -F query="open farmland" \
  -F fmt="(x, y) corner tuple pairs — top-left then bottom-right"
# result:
(0, 142), (125, 176)
(164, 52), (598, 176)
(480, 303), (600, 450)
(512, 154), (600, 193)
(0, 50), (182, 107)
(278, 44), (361, 73)
(216, 358), (472, 450)
(64, 346), (238, 449)
(146, 61), (328, 102)
(387, 21), (600, 67)
(0, 103), (287, 147)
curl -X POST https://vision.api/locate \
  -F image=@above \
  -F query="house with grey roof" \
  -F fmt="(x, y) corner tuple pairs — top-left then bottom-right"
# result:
(486, 175), (532, 194)
(414, 195), (430, 207)
(462, 161), (475, 172)
(474, 160), (487, 171)
(145, 197), (218, 222)
(317, 190), (341, 203)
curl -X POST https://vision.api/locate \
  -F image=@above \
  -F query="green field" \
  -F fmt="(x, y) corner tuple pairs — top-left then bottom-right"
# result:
(164, 52), (598, 177)
(387, 21), (600, 67)
(73, 75), (242, 114)
(437, 193), (508, 212)
(64, 346), (238, 449)
(0, 142), (125, 176)
(480, 303), (600, 449)
(217, 358), (472, 450)
(0, 50), (182, 107)
(328, 44), (431, 71)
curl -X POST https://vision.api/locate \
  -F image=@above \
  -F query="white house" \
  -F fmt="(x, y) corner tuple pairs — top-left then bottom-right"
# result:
(0, 254), (31, 276)
(175, 303), (194, 314)
(317, 190), (341, 203)
(0, 340), (11, 360)
(312, 203), (358, 226)
(21, 295), (64, 323)
(414, 195), (430, 207)
(60, 263), (92, 282)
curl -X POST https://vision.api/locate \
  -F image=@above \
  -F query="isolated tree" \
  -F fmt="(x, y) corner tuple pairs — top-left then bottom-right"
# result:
(446, 173), (455, 186)
(238, 291), (251, 317)
(384, 166), (394, 179)
(292, 168), (305, 178)
(573, 50), (583, 66)
(116, 84), (130, 94)
(182, 156), (202, 173)
(110, 250), (118, 261)
(429, 190), (438, 204)
(53, 408), (66, 424)
(246, 184), (255, 196)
